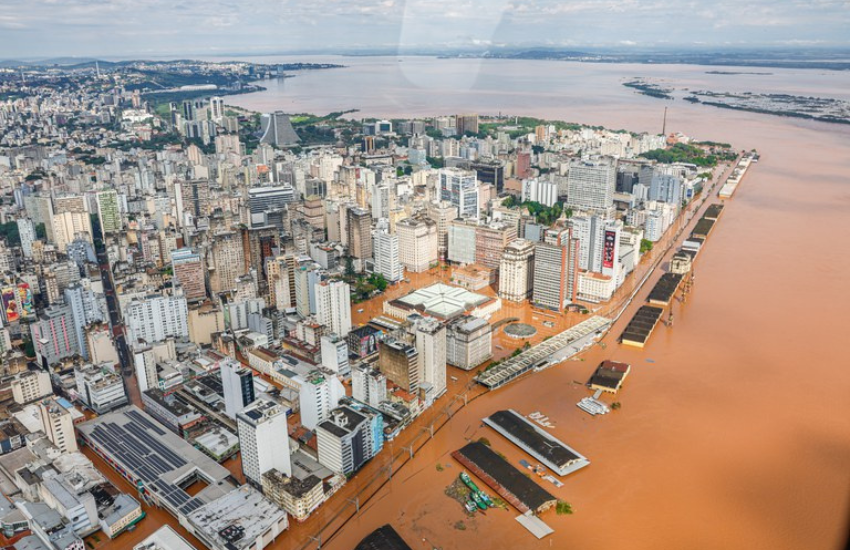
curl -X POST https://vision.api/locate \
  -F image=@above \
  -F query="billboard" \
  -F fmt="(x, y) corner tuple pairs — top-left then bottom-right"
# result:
(2, 287), (18, 323)
(17, 283), (33, 318)
(602, 230), (617, 269)
(359, 334), (378, 358)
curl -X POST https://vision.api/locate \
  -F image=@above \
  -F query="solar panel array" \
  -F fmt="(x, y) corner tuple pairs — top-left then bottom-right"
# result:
(86, 413), (204, 516)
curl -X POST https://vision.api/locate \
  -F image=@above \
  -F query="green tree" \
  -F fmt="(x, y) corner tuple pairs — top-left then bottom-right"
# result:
(368, 273), (388, 292)
(35, 223), (47, 239)
(344, 257), (356, 277)
(640, 239), (654, 254)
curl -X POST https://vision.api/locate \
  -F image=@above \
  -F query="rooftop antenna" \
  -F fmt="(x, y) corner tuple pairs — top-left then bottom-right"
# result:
(96, 61), (101, 79)
(662, 107), (668, 136)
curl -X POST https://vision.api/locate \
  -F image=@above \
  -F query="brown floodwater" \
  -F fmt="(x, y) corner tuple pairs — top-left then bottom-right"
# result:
(230, 58), (849, 549)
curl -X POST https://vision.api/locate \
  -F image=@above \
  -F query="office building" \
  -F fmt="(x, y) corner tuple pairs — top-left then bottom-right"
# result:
(439, 168), (479, 219)
(474, 221), (517, 269)
(31, 303), (80, 367)
(17, 218), (37, 258)
(456, 114), (479, 136)
(396, 217), (438, 273)
(448, 220), (477, 265)
(74, 364), (128, 414)
(299, 371), (345, 431)
(351, 365), (387, 408)
(378, 339), (420, 394)
(499, 239), (535, 302)
(96, 189), (121, 235)
(566, 159), (617, 211)
(261, 469), (324, 523)
(373, 230), (403, 283)
(210, 232), (245, 294)
(346, 207), (372, 261)
(320, 334), (349, 376)
(315, 280), (352, 337)
(11, 371), (52, 404)
(414, 319), (447, 401)
(426, 201), (458, 261)
(531, 228), (579, 310)
(221, 359), (256, 419)
(64, 283), (105, 361)
(124, 292), (189, 344)
(521, 178), (558, 206)
(171, 248), (206, 302)
(38, 398), (79, 454)
(446, 316), (492, 371)
(52, 211), (92, 251)
(316, 406), (382, 476)
(237, 398), (292, 485)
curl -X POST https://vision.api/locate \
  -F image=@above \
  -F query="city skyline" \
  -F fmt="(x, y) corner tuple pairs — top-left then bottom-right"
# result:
(1, 0), (850, 58)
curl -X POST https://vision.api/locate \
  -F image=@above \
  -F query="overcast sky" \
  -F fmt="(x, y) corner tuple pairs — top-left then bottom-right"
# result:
(1, 0), (849, 58)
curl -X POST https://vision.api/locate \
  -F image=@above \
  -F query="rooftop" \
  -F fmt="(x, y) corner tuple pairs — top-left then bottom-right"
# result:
(77, 406), (233, 519)
(184, 485), (287, 550)
(133, 525), (198, 550)
(389, 283), (495, 321)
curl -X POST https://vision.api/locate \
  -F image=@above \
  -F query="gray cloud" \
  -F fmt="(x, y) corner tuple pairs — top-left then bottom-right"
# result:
(1, 0), (849, 58)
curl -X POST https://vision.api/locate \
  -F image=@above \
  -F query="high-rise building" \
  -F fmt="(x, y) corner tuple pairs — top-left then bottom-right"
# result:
(378, 339), (420, 393)
(439, 168), (479, 219)
(346, 207), (372, 261)
(566, 159), (617, 211)
(74, 364), (128, 413)
(531, 228), (579, 310)
(414, 319), (447, 401)
(351, 365), (387, 407)
(96, 189), (121, 235)
(316, 406), (383, 476)
(475, 222), (517, 269)
(247, 186), (295, 227)
(446, 316), (492, 371)
(38, 398), (79, 453)
(521, 178), (559, 206)
(237, 398), (292, 485)
(17, 218), (37, 258)
(396, 217), (438, 273)
(64, 282), (105, 361)
(471, 159), (505, 193)
(426, 201), (458, 261)
(171, 248), (206, 302)
(320, 334), (350, 376)
(455, 114), (479, 136)
(124, 291), (189, 344)
(133, 347), (158, 394)
(649, 172), (683, 205)
(299, 371), (345, 431)
(11, 371), (52, 404)
(52, 211), (92, 251)
(448, 219), (477, 265)
(373, 230), (403, 283)
(210, 231), (245, 294)
(315, 280), (351, 337)
(31, 303), (80, 367)
(221, 359), (256, 419)
(499, 239), (535, 302)
(209, 96), (225, 122)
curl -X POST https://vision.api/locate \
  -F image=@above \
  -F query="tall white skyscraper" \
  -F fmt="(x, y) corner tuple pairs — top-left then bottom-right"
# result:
(299, 371), (345, 431)
(414, 319), (447, 402)
(237, 398), (292, 485)
(566, 159), (617, 211)
(221, 359), (256, 419)
(315, 280), (351, 337)
(373, 230), (403, 283)
(124, 291), (189, 344)
(17, 218), (37, 259)
(320, 334), (350, 376)
(439, 168), (479, 219)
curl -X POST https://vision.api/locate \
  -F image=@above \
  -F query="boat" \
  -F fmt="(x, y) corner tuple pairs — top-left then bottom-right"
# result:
(460, 472), (480, 493)
(470, 490), (488, 510)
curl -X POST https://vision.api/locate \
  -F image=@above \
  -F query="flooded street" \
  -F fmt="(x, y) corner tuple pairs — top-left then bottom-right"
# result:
(228, 57), (850, 549)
